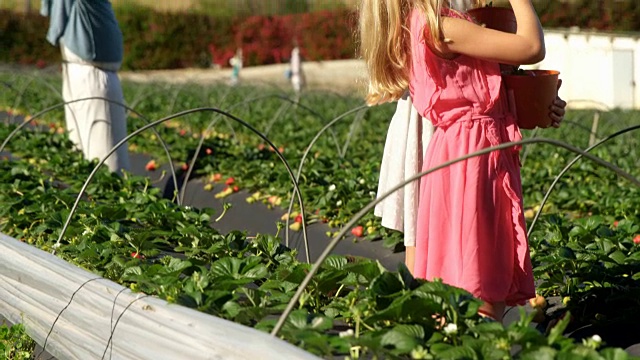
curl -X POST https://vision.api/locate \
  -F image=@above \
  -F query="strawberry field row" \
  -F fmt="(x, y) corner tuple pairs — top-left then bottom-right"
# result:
(2, 70), (640, 356)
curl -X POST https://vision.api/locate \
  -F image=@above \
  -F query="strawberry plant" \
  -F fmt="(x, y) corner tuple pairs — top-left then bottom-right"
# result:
(0, 323), (36, 360)
(1, 118), (638, 358)
(3, 69), (640, 355)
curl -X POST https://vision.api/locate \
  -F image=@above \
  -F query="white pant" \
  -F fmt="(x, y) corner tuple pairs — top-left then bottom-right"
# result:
(61, 48), (130, 173)
(290, 47), (304, 93)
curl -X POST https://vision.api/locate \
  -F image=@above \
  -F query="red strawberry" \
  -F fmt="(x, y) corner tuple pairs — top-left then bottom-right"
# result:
(213, 173), (222, 182)
(634, 235), (640, 245)
(145, 160), (157, 171)
(225, 177), (235, 185)
(232, 186), (239, 192)
(181, 163), (189, 171)
(131, 252), (142, 259)
(294, 214), (303, 223)
(257, 143), (265, 151)
(613, 220), (619, 227)
(351, 226), (364, 238)
(179, 129), (187, 136)
(205, 148), (213, 155)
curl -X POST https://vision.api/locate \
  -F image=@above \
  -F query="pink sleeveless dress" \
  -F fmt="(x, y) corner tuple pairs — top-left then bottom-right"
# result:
(410, 8), (535, 305)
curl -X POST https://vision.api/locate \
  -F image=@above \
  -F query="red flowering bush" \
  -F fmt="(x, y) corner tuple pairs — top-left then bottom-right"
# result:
(209, 10), (357, 67)
(294, 10), (357, 61)
(232, 15), (291, 66)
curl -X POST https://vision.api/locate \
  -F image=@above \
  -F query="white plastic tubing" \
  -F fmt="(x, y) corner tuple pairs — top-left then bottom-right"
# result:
(0, 233), (319, 360)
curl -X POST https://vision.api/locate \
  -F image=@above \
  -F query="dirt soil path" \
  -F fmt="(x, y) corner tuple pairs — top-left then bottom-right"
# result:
(119, 59), (368, 95)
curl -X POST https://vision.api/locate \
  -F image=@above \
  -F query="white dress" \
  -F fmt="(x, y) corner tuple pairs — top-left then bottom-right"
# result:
(374, 94), (434, 246)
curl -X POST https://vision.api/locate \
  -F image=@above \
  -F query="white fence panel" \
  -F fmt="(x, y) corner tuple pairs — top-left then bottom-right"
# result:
(528, 29), (640, 110)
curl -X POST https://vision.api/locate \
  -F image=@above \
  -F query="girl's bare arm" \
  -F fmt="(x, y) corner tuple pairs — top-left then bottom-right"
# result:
(440, 0), (545, 65)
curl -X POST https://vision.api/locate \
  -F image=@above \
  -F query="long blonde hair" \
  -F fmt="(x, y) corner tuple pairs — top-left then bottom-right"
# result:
(358, 0), (446, 105)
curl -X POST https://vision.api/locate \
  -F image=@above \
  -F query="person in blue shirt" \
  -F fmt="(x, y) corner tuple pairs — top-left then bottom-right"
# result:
(41, 0), (130, 173)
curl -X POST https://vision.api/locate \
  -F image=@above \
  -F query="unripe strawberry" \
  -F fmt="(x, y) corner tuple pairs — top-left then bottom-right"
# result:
(214, 187), (233, 199)
(524, 209), (535, 219)
(529, 294), (547, 309)
(280, 211), (298, 221)
(289, 222), (301, 231)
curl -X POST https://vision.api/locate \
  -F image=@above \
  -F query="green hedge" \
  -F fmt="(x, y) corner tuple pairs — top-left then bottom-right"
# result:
(0, 8), (355, 70)
(1, 1), (639, 70)
(116, 9), (236, 70)
(0, 11), (59, 67)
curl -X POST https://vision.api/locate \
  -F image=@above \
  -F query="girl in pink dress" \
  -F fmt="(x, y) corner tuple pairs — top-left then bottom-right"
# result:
(359, 0), (566, 322)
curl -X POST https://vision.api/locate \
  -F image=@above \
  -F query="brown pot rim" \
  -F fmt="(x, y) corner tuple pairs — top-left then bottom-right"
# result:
(503, 69), (561, 78)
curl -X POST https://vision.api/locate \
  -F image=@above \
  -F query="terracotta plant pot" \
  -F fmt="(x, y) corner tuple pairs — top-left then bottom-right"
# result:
(503, 70), (560, 130)
(467, 6), (517, 33)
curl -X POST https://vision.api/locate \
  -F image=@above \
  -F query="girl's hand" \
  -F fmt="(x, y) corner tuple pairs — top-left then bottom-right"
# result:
(550, 79), (566, 128)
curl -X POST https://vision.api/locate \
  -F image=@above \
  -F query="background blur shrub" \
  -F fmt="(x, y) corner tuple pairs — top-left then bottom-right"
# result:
(1, 1), (638, 71)
(535, 0), (640, 32)
(229, 10), (356, 67)
(0, 10), (59, 67)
